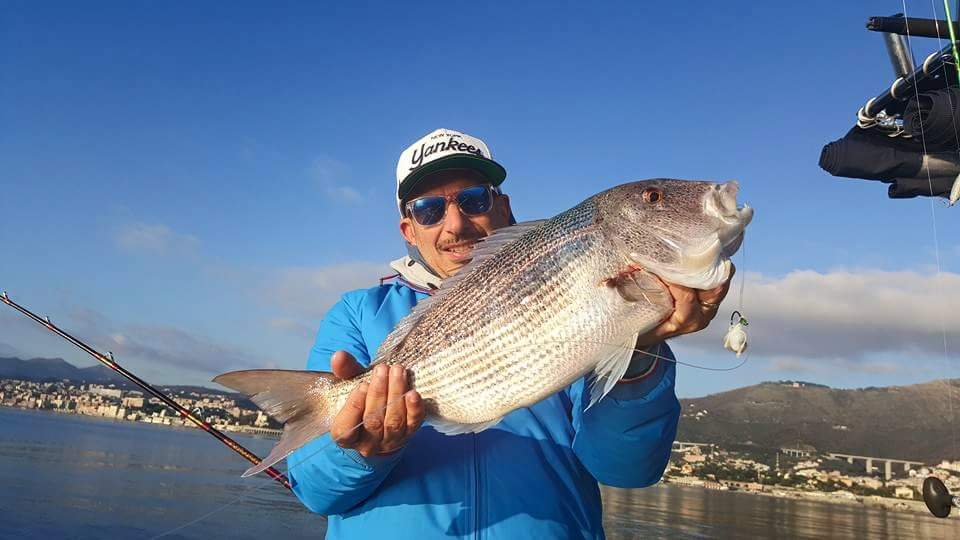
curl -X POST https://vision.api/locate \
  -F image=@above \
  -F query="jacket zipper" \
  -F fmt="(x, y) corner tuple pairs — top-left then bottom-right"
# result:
(473, 433), (481, 540)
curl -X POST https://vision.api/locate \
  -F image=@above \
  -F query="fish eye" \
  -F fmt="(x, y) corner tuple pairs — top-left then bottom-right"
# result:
(642, 188), (663, 204)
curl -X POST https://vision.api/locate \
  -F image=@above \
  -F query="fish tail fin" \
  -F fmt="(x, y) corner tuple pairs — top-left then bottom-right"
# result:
(213, 369), (338, 477)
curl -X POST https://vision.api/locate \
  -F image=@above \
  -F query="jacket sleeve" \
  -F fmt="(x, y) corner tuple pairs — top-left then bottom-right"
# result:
(568, 342), (680, 488)
(287, 292), (406, 515)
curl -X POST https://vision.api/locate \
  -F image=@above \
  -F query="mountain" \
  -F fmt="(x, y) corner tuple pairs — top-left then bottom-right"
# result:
(0, 357), (229, 395)
(0, 357), (81, 380)
(677, 379), (960, 464)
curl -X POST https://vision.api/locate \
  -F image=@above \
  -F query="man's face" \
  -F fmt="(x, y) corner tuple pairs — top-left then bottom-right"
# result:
(400, 170), (512, 279)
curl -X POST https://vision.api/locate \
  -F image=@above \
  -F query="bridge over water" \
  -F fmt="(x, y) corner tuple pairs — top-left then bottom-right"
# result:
(823, 452), (923, 480)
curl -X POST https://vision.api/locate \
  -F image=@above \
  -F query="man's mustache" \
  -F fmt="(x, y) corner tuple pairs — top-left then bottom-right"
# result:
(437, 235), (485, 250)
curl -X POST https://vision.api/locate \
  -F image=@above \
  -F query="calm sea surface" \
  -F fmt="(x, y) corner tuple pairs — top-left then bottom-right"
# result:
(1, 408), (958, 539)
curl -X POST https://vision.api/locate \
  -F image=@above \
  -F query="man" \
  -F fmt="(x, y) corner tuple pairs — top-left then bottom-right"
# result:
(288, 128), (731, 538)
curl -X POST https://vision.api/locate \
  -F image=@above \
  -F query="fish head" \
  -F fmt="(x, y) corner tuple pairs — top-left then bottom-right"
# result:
(597, 179), (754, 290)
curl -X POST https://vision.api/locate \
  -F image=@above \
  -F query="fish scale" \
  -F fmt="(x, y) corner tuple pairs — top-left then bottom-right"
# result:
(214, 179), (753, 477)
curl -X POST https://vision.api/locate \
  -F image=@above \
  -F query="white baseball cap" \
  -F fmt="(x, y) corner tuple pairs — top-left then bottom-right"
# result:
(396, 128), (507, 214)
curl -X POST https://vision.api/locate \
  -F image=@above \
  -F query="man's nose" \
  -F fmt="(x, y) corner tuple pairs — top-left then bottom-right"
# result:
(442, 200), (469, 233)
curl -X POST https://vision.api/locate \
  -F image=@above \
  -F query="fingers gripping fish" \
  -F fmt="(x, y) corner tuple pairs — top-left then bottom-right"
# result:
(215, 179), (754, 477)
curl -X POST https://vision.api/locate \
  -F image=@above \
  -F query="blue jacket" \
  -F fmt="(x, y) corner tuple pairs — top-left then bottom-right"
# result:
(288, 259), (681, 539)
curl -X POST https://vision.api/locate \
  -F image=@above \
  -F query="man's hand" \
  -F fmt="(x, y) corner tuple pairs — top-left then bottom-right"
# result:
(636, 263), (736, 349)
(328, 351), (426, 458)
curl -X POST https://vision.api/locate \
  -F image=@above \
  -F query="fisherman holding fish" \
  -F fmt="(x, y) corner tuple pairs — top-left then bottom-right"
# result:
(217, 128), (752, 538)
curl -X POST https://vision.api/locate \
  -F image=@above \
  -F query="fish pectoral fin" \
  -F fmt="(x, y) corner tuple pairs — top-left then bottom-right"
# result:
(213, 369), (337, 477)
(585, 332), (641, 410)
(606, 266), (672, 308)
(428, 416), (504, 436)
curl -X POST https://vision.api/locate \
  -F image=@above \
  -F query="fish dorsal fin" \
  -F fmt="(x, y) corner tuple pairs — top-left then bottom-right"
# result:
(371, 220), (547, 365)
(436, 219), (548, 295)
(585, 332), (641, 410)
(371, 299), (430, 364)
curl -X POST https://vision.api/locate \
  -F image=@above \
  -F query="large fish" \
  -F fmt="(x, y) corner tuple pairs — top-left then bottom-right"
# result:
(216, 179), (753, 476)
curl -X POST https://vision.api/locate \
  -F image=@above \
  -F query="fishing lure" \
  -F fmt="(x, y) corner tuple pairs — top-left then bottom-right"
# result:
(723, 311), (749, 357)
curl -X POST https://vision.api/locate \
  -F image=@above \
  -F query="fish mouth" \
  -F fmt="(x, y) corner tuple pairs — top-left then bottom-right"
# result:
(705, 181), (753, 256)
(639, 181), (753, 290)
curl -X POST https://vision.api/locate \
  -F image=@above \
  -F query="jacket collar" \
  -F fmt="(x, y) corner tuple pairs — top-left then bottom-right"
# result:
(389, 256), (443, 293)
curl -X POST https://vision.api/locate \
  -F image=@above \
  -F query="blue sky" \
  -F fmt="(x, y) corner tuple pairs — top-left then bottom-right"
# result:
(1, 1), (958, 397)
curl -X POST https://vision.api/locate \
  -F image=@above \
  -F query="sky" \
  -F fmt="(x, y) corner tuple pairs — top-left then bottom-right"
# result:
(1, 1), (959, 398)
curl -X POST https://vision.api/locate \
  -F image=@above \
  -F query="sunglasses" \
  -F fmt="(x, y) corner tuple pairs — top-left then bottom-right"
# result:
(405, 185), (499, 226)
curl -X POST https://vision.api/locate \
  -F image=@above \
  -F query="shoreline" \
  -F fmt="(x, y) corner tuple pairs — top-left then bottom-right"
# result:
(660, 478), (931, 516)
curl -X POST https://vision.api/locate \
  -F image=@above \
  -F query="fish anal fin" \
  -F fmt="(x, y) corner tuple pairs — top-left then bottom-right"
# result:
(429, 416), (504, 436)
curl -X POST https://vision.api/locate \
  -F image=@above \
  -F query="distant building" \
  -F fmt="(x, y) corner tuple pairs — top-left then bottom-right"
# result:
(938, 461), (960, 473)
(122, 396), (144, 408)
(895, 486), (915, 499)
(88, 385), (122, 399)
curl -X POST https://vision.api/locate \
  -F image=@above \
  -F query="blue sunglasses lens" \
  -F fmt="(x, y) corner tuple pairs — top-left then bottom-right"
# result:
(409, 197), (446, 226)
(457, 186), (493, 215)
(409, 186), (494, 226)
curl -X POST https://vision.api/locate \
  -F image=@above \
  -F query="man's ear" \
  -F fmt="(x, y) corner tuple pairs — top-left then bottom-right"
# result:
(494, 193), (512, 224)
(400, 217), (417, 245)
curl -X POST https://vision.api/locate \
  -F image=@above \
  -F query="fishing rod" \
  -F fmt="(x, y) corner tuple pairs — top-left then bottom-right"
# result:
(857, 41), (954, 121)
(0, 291), (292, 491)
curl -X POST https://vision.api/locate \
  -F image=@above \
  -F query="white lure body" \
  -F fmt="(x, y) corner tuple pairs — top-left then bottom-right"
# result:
(723, 319), (749, 357)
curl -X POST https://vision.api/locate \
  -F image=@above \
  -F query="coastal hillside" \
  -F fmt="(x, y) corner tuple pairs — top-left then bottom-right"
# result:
(0, 356), (231, 396)
(678, 379), (960, 463)
(0, 356), (129, 384)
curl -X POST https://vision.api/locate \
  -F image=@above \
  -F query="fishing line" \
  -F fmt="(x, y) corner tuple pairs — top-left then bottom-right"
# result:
(560, 339), (750, 372)
(901, 0), (957, 458)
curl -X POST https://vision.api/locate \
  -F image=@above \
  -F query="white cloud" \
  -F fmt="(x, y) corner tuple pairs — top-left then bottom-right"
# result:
(312, 156), (364, 204)
(674, 269), (960, 367)
(263, 262), (390, 318)
(63, 307), (269, 376)
(99, 325), (265, 374)
(115, 223), (200, 256)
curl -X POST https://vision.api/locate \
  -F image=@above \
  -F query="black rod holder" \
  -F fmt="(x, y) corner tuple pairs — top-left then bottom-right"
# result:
(868, 15), (960, 39)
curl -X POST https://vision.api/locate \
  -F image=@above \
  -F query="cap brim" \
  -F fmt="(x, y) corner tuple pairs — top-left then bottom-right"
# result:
(398, 155), (507, 202)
